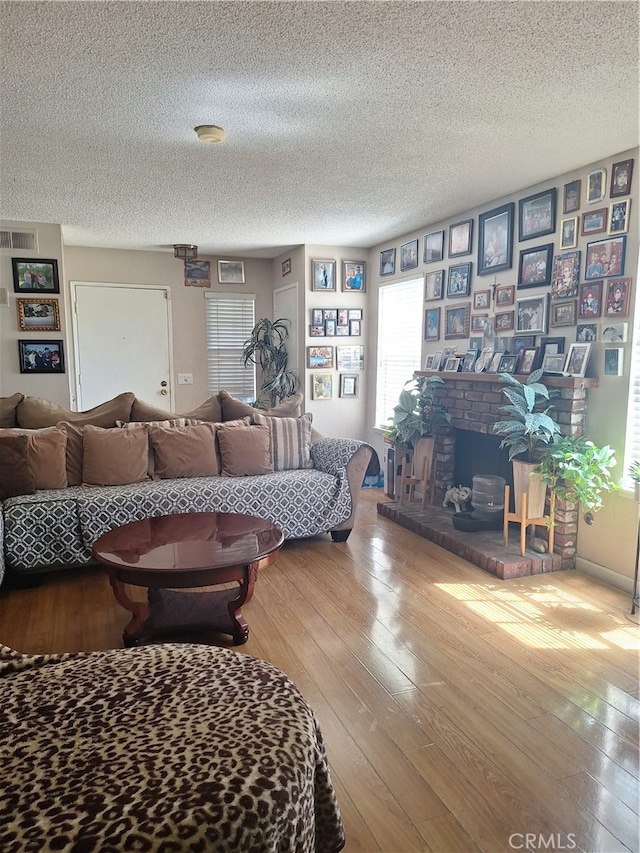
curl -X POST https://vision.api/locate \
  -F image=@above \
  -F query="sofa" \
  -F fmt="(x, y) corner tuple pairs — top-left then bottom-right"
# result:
(0, 390), (377, 585)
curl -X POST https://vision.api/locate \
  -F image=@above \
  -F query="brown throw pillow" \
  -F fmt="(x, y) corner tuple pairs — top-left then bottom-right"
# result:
(217, 424), (273, 477)
(17, 392), (135, 429)
(0, 434), (35, 499)
(25, 428), (68, 490)
(252, 413), (313, 471)
(149, 423), (219, 478)
(56, 422), (84, 486)
(130, 395), (222, 423)
(0, 393), (24, 428)
(82, 425), (149, 486)
(219, 390), (303, 422)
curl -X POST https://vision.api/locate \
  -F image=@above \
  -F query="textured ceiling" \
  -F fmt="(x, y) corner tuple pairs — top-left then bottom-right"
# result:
(1, 1), (638, 259)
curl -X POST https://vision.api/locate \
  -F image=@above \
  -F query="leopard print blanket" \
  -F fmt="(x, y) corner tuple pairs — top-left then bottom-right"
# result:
(0, 643), (345, 852)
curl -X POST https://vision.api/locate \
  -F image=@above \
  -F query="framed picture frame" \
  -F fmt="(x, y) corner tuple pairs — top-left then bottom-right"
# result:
(539, 336), (565, 361)
(487, 351), (505, 373)
(601, 322), (628, 343)
(518, 188), (556, 241)
(443, 357), (461, 373)
(446, 262), (472, 297)
(515, 294), (548, 335)
(16, 297), (60, 331)
(581, 208), (608, 236)
(512, 336), (535, 358)
(565, 342), (591, 378)
(325, 319), (336, 336)
(349, 319), (361, 336)
(586, 168), (606, 204)
(610, 158), (633, 197)
(560, 217), (578, 249)
(469, 336), (483, 350)
(477, 202), (514, 275)
(609, 199), (630, 234)
(348, 308), (362, 321)
(470, 313), (487, 333)
(550, 250), (581, 300)
(576, 323), (598, 343)
(424, 270), (444, 301)
(473, 289), (491, 310)
(306, 346), (333, 369)
(424, 307), (441, 341)
(342, 260), (365, 292)
(578, 281), (603, 319)
(517, 347), (539, 375)
(309, 325), (325, 337)
(311, 308), (324, 325)
(495, 310), (515, 332)
(336, 345), (364, 371)
(563, 179), (581, 214)
(380, 248), (396, 277)
(311, 373), (333, 401)
(461, 349), (479, 372)
(185, 259), (211, 287)
(19, 339), (65, 373)
(444, 302), (471, 339)
(400, 239), (419, 271)
(323, 309), (337, 322)
(339, 374), (359, 398)
(423, 230), (444, 263)
(431, 350), (443, 371)
(312, 258), (336, 291)
(603, 347), (624, 377)
(517, 243), (553, 288)
(550, 299), (577, 328)
(336, 325), (350, 337)
(542, 352), (567, 374)
(12, 258), (60, 294)
(604, 278), (631, 317)
(495, 336), (511, 353)
(495, 284), (515, 307)
(498, 354), (519, 374)
(585, 235), (626, 279)
(217, 259), (245, 284)
(448, 219), (473, 258)
(281, 258), (291, 276)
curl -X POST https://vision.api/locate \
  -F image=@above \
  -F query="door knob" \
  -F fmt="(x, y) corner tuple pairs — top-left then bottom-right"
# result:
(160, 389), (168, 395)
(160, 381), (167, 387)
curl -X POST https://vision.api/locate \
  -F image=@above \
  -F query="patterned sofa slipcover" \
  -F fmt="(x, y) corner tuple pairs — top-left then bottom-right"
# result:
(0, 438), (373, 582)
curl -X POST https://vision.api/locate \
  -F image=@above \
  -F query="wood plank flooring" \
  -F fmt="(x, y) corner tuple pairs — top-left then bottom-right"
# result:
(1, 489), (638, 852)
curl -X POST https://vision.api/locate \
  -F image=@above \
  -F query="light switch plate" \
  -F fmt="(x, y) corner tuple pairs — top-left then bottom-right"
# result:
(177, 373), (193, 385)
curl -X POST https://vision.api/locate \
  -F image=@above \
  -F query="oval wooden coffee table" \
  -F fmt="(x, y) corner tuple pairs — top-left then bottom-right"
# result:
(92, 512), (284, 647)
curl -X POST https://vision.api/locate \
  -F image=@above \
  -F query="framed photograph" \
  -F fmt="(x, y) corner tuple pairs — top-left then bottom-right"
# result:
(424, 307), (441, 341)
(349, 319), (361, 336)
(585, 235), (626, 279)
(444, 302), (471, 339)
(339, 374), (359, 398)
(576, 323), (597, 343)
(517, 347), (539, 375)
(461, 349), (479, 372)
(312, 258), (336, 291)
(563, 179), (581, 214)
(550, 300), (577, 328)
(477, 202), (514, 275)
(498, 354), (519, 374)
(325, 319), (336, 336)
(19, 339), (65, 373)
(309, 325), (325, 337)
(336, 309), (348, 326)
(336, 345), (364, 371)
(424, 230), (444, 263)
(431, 350), (443, 371)
(423, 354), (435, 370)
(578, 281), (603, 318)
(610, 158), (633, 197)
(518, 188), (556, 241)
(487, 351), (505, 373)
(380, 248), (396, 277)
(444, 357), (461, 373)
(336, 325), (350, 337)
(609, 199), (630, 234)
(495, 336), (511, 353)
(400, 239), (419, 271)
(587, 168), (606, 204)
(446, 262), (472, 297)
(601, 322), (628, 343)
(550, 250), (581, 300)
(482, 317), (494, 341)
(581, 208), (607, 236)
(496, 284), (515, 306)
(469, 336), (483, 350)
(603, 347), (624, 377)
(282, 258), (291, 276)
(311, 308), (324, 326)
(307, 346), (333, 369)
(185, 259), (211, 287)
(311, 373), (333, 401)
(517, 243), (554, 288)
(448, 219), (473, 258)
(348, 308), (362, 321)
(473, 289), (491, 310)
(424, 270), (444, 301)
(604, 278), (631, 317)
(342, 260), (365, 292)
(512, 336), (535, 358)
(565, 342), (591, 377)
(217, 259), (245, 284)
(322, 309), (337, 322)
(471, 313), (487, 332)
(560, 217), (578, 249)
(12, 258), (60, 294)
(542, 353), (567, 374)
(16, 298), (60, 331)
(495, 310), (515, 332)
(515, 294), (548, 334)
(540, 336), (565, 360)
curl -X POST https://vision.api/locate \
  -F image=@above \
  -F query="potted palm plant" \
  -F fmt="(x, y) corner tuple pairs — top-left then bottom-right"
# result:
(242, 318), (299, 409)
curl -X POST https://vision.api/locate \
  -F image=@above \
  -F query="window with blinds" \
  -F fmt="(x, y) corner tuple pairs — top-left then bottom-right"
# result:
(205, 291), (256, 401)
(375, 278), (424, 430)
(623, 287), (640, 489)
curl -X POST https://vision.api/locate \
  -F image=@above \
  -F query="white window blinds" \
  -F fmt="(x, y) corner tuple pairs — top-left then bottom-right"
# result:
(375, 278), (424, 429)
(205, 291), (256, 401)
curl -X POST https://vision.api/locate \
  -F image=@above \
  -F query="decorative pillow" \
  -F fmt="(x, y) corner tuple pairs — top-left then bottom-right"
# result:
(24, 428), (68, 490)
(17, 392), (135, 429)
(0, 434), (35, 499)
(82, 425), (149, 486)
(219, 390), (303, 422)
(217, 424), (273, 477)
(130, 395), (222, 423)
(148, 423), (219, 478)
(56, 422), (85, 486)
(0, 393), (24, 428)
(252, 413), (313, 471)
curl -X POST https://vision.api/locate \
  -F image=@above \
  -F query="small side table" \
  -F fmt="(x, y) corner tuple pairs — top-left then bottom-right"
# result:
(503, 485), (555, 557)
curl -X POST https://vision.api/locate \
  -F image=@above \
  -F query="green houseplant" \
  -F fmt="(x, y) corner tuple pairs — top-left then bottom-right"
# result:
(385, 375), (451, 451)
(242, 318), (299, 409)
(534, 433), (617, 511)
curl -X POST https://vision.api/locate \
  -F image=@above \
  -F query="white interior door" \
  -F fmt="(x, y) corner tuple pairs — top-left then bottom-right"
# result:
(273, 282), (299, 374)
(72, 282), (173, 410)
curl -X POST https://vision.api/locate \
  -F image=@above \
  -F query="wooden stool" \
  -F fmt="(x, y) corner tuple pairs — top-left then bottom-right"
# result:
(503, 485), (555, 557)
(399, 456), (436, 508)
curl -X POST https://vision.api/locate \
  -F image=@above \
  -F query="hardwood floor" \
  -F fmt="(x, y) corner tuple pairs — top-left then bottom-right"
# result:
(1, 489), (638, 852)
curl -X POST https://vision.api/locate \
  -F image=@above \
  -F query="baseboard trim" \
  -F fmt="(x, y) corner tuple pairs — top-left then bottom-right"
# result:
(575, 556), (634, 595)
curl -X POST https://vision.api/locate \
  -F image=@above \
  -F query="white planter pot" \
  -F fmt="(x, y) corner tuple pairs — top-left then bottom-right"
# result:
(512, 459), (547, 519)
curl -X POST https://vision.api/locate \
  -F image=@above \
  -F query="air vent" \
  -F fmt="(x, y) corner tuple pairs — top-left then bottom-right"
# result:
(0, 229), (38, 251)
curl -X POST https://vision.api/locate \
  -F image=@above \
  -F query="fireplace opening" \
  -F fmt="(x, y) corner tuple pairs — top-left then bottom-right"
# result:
(453, 430), (513, 497)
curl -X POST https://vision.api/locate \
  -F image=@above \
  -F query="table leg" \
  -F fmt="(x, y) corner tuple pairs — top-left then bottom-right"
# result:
(109, 577), (149, 647)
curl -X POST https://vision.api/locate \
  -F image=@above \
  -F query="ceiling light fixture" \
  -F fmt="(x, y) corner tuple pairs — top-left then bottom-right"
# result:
(194, 124), (226, 144)
(173, 243), (198, 261)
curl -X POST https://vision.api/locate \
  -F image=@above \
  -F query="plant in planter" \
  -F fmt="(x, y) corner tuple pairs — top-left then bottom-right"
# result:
(385, 375), (451, 451)
(535, 433), (618, 511)
(242, 318), (299, 409)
